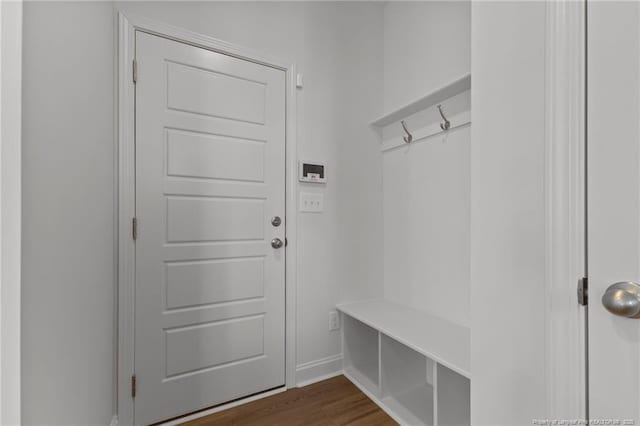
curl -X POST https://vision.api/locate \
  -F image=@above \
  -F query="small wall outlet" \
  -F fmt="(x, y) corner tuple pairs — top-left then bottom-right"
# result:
(329, 311), (340, 331)
(299, 192), (324, 213)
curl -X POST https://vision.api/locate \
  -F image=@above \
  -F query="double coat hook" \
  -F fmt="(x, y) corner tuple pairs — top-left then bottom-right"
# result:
(399, 105), (451, 144)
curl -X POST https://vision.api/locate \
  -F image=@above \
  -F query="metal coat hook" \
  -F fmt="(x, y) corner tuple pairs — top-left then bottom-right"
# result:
(400, 120), (413, 144)
(438, 104), (451, 131)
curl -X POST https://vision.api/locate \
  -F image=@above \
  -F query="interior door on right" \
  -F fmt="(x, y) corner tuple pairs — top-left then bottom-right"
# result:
(588, 1), (640, 423)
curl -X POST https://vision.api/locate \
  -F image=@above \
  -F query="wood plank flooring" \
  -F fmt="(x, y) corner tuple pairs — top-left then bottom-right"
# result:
(180, 375), (398, 426)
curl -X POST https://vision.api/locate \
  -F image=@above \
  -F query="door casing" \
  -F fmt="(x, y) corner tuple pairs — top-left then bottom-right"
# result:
(544, 0), (587, 420)
(0, 1), (23, 424)
(117, 12), (298, 426)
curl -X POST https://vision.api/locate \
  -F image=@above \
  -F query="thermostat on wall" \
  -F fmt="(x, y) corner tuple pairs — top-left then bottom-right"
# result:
(299, 161), (326, 183)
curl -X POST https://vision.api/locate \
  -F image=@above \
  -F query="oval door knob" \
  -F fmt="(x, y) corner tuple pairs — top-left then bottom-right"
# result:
(271, 238), (284, 249)
(602, 281), (640, 318)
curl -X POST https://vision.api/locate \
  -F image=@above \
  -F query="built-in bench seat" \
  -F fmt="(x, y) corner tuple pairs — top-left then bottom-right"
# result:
(337, 299), (470, 426)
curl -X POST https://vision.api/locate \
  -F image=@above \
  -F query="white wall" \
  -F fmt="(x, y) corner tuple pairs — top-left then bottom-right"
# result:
(381, 1), (470, 326)
(382, 123), (470, 326)
(21, 2), (384, 424)
(1, 1), (22, 424)
(383, 1), (470, 113)
(470, 2), (547, 425)
(22, 2), (116, 425)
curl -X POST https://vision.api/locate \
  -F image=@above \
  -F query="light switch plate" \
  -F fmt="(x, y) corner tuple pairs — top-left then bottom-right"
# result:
(299, 192), (323, 213)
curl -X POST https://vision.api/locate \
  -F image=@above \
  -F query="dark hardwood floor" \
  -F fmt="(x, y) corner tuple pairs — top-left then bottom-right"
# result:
(180, 375), (397, 426)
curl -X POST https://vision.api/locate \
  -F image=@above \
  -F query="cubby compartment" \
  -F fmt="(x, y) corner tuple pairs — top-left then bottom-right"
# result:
(381, 334), (434, 425)
(436, 363), (470, 426)
(342, 314), (379, 395)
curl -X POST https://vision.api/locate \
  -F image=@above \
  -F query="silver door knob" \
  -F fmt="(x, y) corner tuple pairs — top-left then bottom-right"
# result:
(602, 281), (640, 318)
(271, 238), (284, 249)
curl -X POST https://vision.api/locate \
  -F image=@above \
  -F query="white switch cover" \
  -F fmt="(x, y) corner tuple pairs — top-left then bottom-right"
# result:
(299, 192), (323, 213)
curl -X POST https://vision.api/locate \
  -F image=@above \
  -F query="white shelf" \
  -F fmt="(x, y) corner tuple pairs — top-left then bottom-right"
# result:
(370, 73), (471, 127)
(337, 299), (470, 379)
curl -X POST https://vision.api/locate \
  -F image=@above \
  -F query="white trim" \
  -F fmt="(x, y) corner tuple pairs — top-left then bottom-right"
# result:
(0, 1), (22, 424)
(295, 354), (344, 387)
(285, 59), (299, 395)
(122, 14), (294, 70)
(117, 13), (136, 426)
(370, 73), (471, 127)
(110, 415), (119, 426)
(296, 370), (343, 389)
(117, 13), (298, 425)
(544, 0), (587, 420)
(158, 386), (287, 426)
(432, 359), (438, 425)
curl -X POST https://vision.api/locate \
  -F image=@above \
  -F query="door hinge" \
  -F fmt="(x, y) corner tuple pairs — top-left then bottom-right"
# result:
(132, 59), (137, 84)
(131, 375), (136, 399)
(578, 277), (588, 306)
(132, 217), (137, 240)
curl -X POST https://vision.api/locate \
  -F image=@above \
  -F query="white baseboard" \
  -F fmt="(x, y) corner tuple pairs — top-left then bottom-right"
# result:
(109, 415), (118, 426)
(295, 354), (343, 387)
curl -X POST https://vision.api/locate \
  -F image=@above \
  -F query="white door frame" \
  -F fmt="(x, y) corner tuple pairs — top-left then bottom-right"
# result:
(0, 1), (22, 424)
(117, 13), (298, 425)
(545, 0), (587, 421)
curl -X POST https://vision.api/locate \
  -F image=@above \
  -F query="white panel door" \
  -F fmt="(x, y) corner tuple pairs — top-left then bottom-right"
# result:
(588, 2), (640, 424)
(134, 31), (286, 425)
